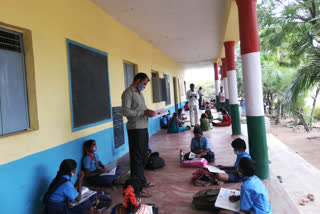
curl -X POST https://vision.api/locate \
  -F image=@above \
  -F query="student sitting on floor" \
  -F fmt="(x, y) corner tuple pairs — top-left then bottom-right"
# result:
(160, 110), (171, 129)
(184, 101), (189, 111)
(111, 178), (155, 214)
(200, 113), (211, 131)
(215, 138), (251, 183)
(205, 110), (213, 123)
(168, 113), (190, 133)
(212, 108), (231, 127)
(178, 108), (187, 122)
(184, 126), (215, 163)
(229, 157), (272, 214)
(83, 139), (122, 186)
(43, 159), (95, 214)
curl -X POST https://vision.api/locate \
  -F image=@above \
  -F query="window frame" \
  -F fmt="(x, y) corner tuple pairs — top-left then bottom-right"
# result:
(66, 39), (113, 132)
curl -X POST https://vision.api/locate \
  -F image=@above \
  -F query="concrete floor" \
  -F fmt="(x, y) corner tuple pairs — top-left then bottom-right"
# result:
(104, 124), (303, 213)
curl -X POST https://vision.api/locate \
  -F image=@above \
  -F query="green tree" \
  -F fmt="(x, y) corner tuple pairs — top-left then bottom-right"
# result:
(258, 0), (320, 129)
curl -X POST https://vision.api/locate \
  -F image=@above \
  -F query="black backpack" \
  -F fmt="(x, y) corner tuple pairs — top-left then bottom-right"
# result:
(192, 189), (221, 211)
(145, 152), (165, 170)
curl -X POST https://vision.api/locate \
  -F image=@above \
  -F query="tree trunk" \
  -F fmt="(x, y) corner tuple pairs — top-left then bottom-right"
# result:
(309, 86), (320, 131)
(275, 101), (281, 124)
(295, 110), (310, 132)
(269, 93), (274, 116)
(281, 104), (285, 119)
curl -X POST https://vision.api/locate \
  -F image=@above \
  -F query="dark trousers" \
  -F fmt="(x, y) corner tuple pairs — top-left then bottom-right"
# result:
(128, 128), (149, 186)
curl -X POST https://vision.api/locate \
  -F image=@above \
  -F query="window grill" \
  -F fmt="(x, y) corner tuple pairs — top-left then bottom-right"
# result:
(0, 29), (22, 53)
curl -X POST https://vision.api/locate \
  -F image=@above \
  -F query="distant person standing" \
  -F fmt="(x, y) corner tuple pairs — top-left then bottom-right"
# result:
(218, 86), (226, 110)
(187, 83), (199, 127)
(198, 87), (203, 108)
(240, 98), (246, 118)
(121, 73), (155, 196)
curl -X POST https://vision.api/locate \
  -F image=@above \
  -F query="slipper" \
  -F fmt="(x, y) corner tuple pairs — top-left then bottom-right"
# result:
(307, 194), (314, 201)
(140, 190), (152, 198)
(144, 182), (156, 188)
(299, 198), (309, 205)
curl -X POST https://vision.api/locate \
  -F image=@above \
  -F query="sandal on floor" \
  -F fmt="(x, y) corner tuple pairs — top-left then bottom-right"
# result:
(144, 182), (156, 188)
(140, 189), (152, 198)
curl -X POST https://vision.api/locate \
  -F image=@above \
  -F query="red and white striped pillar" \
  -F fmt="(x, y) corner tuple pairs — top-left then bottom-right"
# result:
(214, 62), (221, 110)
(224, 41), (241, 135)
(236, 0), (269, 179)
(221, 58), (230, 113)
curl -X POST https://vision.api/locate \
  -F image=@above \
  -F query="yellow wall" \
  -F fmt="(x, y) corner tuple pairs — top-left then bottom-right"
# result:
(218, 0), (239, 59)
(0, 0), (184, 165)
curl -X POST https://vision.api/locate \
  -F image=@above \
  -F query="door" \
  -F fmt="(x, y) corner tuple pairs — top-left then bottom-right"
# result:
(173, 77), (178, 113)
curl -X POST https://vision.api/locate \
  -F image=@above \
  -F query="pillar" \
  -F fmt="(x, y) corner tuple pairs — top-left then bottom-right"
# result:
(214, 62), (220, 110)
(236, 0), (269, 179)
(225, 41), (241, 135)
(222, 58), (230, 113)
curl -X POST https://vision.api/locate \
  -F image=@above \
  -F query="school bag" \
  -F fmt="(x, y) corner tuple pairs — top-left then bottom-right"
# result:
(192, 189), (221, 211)
(191, 168), (221, 186)
(90, 190), (112, 212)
(145, 152), (165, 170)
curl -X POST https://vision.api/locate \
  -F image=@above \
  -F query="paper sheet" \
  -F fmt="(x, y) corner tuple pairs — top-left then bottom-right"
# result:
(206, 165), (226, 174)
(215, 188), (240, 212)
(152, 109), (169, 119)
(99, 166), (117, 176)
(189, 152), (196, 159)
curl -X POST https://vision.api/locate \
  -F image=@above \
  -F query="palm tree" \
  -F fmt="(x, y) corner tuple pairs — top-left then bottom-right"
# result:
(288, 47), (320, 131)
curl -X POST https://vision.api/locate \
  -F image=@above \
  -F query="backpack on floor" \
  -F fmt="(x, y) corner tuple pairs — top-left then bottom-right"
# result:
(145, 152), (165, 170)
(192, 189), (221, 211)
(90, 190), (112, 212)
(192, 168), (222, 186)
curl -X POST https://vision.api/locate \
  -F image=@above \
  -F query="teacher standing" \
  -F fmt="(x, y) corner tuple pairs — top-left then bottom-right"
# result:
(186, 83), (199, 127)
(121, 73), (155, 196)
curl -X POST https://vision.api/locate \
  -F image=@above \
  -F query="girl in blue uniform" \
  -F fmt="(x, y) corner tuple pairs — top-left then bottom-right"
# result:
(83, 139), (122, 186)
(229, 157), (272, 214)
(215, 138), (251, 183)
(43, 159), (94, 214)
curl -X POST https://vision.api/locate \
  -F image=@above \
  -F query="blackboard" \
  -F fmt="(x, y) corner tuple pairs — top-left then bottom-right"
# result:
(68, 41), (111, 128)
(112, 106), (125, 148)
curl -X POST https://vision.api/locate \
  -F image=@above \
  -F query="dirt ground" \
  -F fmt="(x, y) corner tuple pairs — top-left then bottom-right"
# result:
(270, 118), (320, 170)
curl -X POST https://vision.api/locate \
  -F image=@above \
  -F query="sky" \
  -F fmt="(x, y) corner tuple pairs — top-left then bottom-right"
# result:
(184, 65), (215, 82)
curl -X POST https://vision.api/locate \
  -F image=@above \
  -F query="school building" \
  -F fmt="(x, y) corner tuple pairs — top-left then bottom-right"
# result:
(0, 0), (273, 213)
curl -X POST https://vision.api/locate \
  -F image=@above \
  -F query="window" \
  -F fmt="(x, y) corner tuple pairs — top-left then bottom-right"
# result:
(0, 28), (29, 135)
(164, 74), (171, 105)
(67, 39), (112, 131)
(124, 62), (135, 88)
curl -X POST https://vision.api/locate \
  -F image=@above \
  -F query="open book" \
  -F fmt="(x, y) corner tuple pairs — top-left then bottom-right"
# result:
(68, 186), (96, 208)
(99, 166), (117, 176)
(215, 188), (241, 212)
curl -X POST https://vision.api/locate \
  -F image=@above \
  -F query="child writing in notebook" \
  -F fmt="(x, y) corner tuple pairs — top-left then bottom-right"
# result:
(229, 157), (272, 214)
(184, 126), (215, 163)
(43, 159), (95, 214)
(83, 139), (122, 186)
(215, 138), (251, 183)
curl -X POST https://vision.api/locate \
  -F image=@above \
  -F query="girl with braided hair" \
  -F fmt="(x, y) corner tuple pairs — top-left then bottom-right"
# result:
(83, 139), (122, 186)
(111, 178), (153, 214)
(43, 159), (95, 214)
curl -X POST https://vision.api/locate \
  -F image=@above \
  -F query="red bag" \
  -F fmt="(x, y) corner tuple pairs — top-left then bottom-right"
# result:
(191, 168), (222, 186)
(182, 158), (208, 168)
